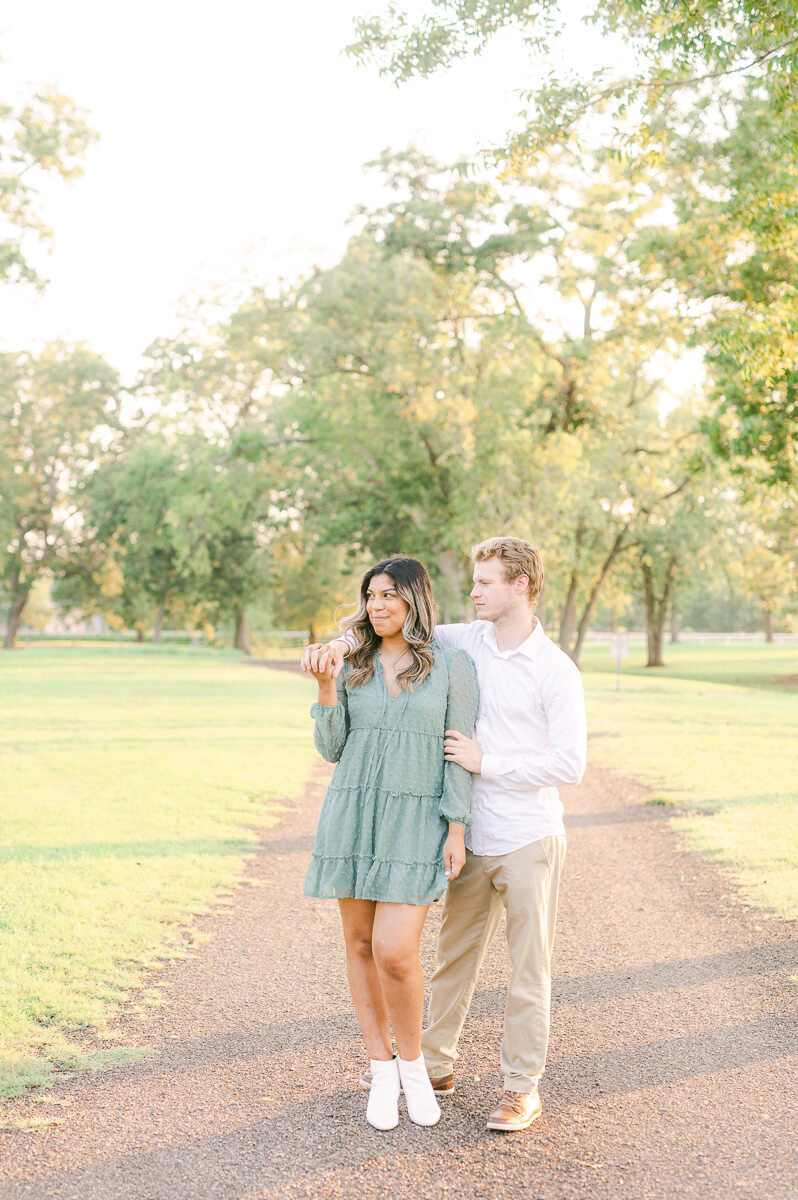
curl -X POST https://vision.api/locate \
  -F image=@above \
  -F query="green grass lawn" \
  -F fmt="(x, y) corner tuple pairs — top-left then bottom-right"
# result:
(580, 641), (798, 922)
(0, 646), (318, 1097)
(1, 640), (794, 1101)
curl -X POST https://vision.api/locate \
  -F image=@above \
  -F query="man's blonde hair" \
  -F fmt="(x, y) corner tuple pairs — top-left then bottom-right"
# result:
(471, 536), (544, 606)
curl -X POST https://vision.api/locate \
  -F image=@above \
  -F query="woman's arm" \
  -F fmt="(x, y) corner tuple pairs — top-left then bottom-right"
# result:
(439, 650), (479, 875)
(306, 659), (350, 763)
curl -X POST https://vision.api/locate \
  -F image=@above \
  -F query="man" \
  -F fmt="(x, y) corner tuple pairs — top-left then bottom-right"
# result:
(303, 537), (586, 1131)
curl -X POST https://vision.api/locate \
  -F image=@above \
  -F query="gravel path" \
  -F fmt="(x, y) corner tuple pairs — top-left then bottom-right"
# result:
(1, 761), (796, 1200)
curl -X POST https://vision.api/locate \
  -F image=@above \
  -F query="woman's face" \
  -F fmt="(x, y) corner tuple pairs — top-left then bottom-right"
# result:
(365, 573), (410, 639)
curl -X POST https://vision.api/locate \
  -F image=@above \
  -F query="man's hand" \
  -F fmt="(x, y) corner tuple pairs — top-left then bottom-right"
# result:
(302, 651), (338, 706)
(444, 729), (483, 774)
(301, 640), (347, 679)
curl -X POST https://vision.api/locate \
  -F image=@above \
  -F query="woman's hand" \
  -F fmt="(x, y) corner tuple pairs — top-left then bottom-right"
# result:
(301, 642), (330, 675)
(443, 823), (466, 882)
(303, 651), (338, 706)
(301, 641), (347, 679)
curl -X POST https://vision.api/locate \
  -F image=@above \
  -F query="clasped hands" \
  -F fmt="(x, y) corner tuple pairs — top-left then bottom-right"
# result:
(301, 640), (345, 682)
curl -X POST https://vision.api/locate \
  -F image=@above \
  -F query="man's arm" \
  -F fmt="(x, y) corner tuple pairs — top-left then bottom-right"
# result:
(431, 623), (473, 650)
(480, 663), (587, 789)
(301, 622), (475, 677)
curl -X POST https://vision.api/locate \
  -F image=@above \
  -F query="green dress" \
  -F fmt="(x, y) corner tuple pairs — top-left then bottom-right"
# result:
(303, 640), (480, 905)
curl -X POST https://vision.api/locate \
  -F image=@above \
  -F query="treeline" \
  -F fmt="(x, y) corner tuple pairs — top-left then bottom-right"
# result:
(2, 4), (797, 663)
(2, 146), (795, 662)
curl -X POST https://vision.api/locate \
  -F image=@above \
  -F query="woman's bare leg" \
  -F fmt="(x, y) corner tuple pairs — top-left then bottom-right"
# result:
(338, 898), (392, 1059)
(371, 903), (430, 1060)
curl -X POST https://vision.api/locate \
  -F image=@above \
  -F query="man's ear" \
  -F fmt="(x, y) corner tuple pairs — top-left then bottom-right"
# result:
(515, 574), (530, 594)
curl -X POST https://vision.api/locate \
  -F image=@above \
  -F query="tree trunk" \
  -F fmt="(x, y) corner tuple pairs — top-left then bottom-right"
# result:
(435, 551), (462, 625)
(3, 593), (28, 649)
(136, 627), (144, 644)
(152, 603), (166, 644)
(558, 572), (578, 654)
(234, 608), (251, 655)
(670, 601), (679, 643)
(558, 519), (586, 653)
(642, 555), (677, 667)
(643, 572), (665, 667)
(571, 530), (631, 666)
(764, 606), (775, 643)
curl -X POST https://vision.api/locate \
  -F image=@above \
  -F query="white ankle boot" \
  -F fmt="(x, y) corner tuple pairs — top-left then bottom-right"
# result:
(397, 1054), (441, 1126)
(366, 1057), (400, 1130)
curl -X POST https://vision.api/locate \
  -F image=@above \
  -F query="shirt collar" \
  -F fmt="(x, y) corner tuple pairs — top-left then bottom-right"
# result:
(480, 617), (544, 660)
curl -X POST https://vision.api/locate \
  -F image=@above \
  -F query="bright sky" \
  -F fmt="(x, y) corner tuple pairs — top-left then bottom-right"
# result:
(2, 0), (549, 381)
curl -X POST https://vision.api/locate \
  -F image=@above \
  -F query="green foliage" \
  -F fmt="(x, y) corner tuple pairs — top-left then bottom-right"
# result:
(0, 85), (97, 288)
(348, 1), (798, 120)
(293, 147), (703, 651)
(55, 301), (315, 642)
(57, 429), (276, 639)
(636, 85), (798, 484)
(0, 344), (119, 646)
(724, 484), (798, 635)
(347, 1), (798, 479)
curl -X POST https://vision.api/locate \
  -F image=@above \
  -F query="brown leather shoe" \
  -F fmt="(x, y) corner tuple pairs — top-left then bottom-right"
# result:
(359, 1067), (454, 1094)
(486, 1088), (542, 1131)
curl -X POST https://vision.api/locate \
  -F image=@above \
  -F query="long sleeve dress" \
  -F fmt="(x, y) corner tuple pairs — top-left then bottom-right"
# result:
(303, 640), (480, 906)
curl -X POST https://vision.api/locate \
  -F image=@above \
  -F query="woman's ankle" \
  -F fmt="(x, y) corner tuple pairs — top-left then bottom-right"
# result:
(397, 1052), (426, 1069)
(395, 1048), (422, 1063)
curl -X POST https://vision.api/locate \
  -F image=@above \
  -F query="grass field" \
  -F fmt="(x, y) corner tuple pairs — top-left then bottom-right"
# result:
(0, 646), (318, 1097)
(580, 641), (798, 922)
(0, 640), (795, 1100)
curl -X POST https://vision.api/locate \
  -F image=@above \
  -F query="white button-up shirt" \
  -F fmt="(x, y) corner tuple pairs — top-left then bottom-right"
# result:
(434, 619), (587, 856)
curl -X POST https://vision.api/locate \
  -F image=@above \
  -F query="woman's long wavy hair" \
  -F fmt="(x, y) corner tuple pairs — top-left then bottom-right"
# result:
(342, 556), (436, 691)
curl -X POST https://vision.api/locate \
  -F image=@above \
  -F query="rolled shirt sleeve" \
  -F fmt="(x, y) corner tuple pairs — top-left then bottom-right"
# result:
(480, 657), (586, 789)
(440, 649), (479, 827)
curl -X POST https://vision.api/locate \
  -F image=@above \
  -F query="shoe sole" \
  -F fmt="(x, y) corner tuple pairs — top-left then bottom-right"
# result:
(486, 1105), (542, 1132)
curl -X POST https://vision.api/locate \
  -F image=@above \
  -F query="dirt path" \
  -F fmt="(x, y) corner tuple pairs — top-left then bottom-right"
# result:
(1, 763), (796, 1200)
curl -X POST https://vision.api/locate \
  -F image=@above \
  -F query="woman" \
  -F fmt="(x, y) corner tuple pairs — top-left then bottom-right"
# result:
(302, 556), (479, 1131)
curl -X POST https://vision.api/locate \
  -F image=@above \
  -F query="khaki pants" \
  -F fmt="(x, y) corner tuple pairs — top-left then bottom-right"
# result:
(421, 835), (566, 1094)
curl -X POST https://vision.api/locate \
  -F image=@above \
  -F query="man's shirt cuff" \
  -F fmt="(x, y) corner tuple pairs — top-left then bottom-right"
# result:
(480, 753), (508, 781)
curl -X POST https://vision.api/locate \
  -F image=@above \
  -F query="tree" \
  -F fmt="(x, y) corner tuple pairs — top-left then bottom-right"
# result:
(0, 344), (118, 647)
(1, 84), (97, 288)
(281, 224), (490, 618)
(65, 431), (256, 646)
(639, 86), (798, 485)
(274, 148), (703, 659)
(637, 482), (721, 667)
(267, 535), (364, 642)
(55, 537), (153, 641)
(726, 486), (798, 641)
(132, 299), (311, 647)
(56, 434), (185, 643)
(347, 3), (798, 481)
(347, 1), (798, 146)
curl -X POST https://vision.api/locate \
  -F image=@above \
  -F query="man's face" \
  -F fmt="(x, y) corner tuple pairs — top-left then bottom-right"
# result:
(470, 557), (529, 622)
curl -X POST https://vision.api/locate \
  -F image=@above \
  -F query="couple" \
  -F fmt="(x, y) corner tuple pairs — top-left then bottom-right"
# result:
(300, 536), (586, 1132)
